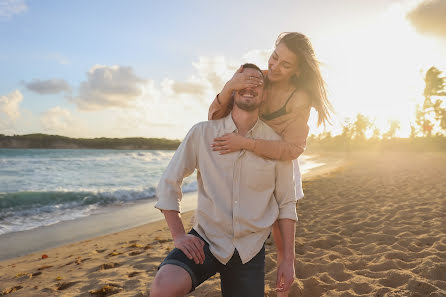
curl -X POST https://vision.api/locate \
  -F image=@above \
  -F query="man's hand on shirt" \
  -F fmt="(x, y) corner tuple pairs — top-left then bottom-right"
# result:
(276, 258), (295, 293)
(174, 233), (205, 264)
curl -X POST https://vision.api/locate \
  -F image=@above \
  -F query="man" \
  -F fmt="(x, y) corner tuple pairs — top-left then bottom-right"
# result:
(150, 63), (297, 297)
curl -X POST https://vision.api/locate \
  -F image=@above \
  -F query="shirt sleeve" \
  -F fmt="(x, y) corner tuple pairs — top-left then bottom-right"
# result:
(155, 124), (199, 212)
(253, 107), (310, 161)
(208, 94), (233, 120)
(274, 160), (298, 221)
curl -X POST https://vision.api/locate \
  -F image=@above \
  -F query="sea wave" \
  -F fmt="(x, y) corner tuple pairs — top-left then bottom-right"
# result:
(0, 182), (197, 212)
(0, 180), (198, 234)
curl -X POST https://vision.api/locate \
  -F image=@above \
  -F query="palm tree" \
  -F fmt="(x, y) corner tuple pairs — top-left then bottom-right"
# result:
(421, 67), (446, 135)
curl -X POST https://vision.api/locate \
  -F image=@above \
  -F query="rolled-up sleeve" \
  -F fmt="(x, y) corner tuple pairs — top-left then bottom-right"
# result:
(155, 124), (199, 212)
(274, 160), (298, 221)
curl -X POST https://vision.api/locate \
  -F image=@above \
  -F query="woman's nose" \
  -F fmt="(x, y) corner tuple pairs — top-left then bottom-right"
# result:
(270, 62), (278, 72)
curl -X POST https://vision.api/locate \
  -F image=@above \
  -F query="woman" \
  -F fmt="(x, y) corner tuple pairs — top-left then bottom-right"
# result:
(208, 32), (333, 294)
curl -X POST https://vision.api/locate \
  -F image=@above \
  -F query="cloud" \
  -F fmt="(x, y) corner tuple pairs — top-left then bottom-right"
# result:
(25, 79), (71, 95)
(40, 106), (74, 132)
(0, 89), (22, 120)
(172, 51), (269, 98)
(165, 56), (239, 98)
(191, 56), (235, 92)
(0, 0), (27, 20)
(4, 50), (272, 138)
(171, 81), (208, 96)
(0, 90), (23, 133)
(407, 0), (446, 38)
(73, 65), (147, 111)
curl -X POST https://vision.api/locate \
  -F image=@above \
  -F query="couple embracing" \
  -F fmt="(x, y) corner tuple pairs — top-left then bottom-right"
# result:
(150, 32), (332, 297)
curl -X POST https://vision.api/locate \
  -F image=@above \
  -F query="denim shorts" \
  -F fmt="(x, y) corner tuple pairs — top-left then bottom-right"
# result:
(158, 229), (265, 297)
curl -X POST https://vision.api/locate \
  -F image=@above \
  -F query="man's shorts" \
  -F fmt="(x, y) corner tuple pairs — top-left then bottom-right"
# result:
(158, 229), (265, 297)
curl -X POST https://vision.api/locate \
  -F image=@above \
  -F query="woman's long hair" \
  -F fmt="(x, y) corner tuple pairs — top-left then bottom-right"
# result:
(276, 32), (333, 126)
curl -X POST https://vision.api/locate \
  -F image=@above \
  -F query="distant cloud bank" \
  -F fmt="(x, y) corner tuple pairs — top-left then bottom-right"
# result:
(73, 65), (147, 111)
(25, 79), (71, 94)
(0, 0), (27, 20)
(407, 0), (446, 38)
(0, 90), (23, 133)
(40, 106), (73, 132)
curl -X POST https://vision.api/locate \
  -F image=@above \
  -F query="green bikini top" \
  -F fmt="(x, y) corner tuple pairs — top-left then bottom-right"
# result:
(262, 88), (297, 121)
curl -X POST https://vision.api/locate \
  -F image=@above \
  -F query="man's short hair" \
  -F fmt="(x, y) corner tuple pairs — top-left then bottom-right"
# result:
(241, 63), (264, 79)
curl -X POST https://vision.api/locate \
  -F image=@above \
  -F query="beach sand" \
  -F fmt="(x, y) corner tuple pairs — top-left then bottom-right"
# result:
(1, 152), (445, 296)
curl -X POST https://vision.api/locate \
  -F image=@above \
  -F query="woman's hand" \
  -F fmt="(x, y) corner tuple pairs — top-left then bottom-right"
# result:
(224, 66), (264, 93)
(212, 133), (252, 154)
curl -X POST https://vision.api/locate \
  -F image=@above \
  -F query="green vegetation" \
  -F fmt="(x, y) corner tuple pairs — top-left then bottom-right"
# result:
(0, 134), (180, 150)
(307, 133), (446, 152)
(307, 66), (446, 152)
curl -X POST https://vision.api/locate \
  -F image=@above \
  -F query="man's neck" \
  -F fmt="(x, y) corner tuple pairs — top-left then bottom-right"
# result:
(232, 107), (259, 136)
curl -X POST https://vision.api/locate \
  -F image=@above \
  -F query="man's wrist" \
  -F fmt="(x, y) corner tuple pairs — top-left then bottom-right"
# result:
(171, 230), (186, 241)
(281, 254), (295, 263)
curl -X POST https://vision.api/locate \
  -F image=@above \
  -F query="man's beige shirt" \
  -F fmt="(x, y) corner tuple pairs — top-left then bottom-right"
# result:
(155, 113), (297, 264)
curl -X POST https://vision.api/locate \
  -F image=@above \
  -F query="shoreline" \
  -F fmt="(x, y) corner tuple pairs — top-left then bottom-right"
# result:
(0, 153), (341, 262)
(0, 192), (199, 261)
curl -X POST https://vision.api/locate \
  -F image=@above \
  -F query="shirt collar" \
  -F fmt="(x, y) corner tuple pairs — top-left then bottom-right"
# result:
(224, 112), (262, 137)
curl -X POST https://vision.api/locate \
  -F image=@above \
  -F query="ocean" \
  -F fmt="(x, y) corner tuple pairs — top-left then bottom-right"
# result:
(0, 149), (323, 236)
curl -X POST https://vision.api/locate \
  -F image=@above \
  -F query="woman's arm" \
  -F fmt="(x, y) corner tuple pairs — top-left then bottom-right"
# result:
(252, 117), (309, 160)
(208, 93), (233, 120)
(212, 108), (310, 160)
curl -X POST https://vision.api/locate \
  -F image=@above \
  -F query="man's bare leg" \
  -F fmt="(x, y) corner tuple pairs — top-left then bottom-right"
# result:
(149, 264), (192, 297)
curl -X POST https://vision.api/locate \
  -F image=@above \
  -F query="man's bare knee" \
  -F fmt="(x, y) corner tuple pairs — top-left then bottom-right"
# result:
(149, 264), (192, 297)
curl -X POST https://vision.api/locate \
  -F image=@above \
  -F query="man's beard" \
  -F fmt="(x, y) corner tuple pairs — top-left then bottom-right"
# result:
(234, 100), (260, 112)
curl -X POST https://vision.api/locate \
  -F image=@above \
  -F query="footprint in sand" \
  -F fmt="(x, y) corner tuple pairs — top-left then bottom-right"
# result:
(128, 271), (141, 278)
(56, 281), (80, 291)
(106, 251), (123, 257)
(1, 286), (23, 295)
(37, 265), (53, 271)
(89, 283), (123, 296)
(97, 262), (120, 271)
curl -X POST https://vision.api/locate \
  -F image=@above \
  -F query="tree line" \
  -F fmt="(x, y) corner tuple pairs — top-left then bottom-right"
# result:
(0, 134), (181, 150)
(307, 66), (446, 152)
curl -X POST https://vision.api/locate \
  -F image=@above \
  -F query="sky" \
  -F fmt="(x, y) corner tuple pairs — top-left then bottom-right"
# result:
(1, 0), (446, 139)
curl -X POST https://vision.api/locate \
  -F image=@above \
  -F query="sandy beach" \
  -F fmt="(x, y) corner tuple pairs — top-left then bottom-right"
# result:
(1, 152), (445, 296)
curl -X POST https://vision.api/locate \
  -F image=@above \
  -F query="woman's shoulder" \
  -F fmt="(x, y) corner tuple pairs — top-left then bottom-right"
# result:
(288, 89), (311, 112)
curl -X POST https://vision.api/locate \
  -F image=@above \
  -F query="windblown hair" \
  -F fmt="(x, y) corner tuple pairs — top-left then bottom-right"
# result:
(276, 32), (333, 126)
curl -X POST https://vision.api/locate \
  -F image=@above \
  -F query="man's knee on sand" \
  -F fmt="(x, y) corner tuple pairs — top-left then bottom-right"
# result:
(149, 264), (192, 297)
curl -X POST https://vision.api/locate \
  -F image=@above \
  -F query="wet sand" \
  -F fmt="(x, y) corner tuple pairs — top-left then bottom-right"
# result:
(1, 152), (445, 296)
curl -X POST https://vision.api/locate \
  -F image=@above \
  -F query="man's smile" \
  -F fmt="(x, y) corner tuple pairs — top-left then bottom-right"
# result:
(238, 89), (258, 98)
